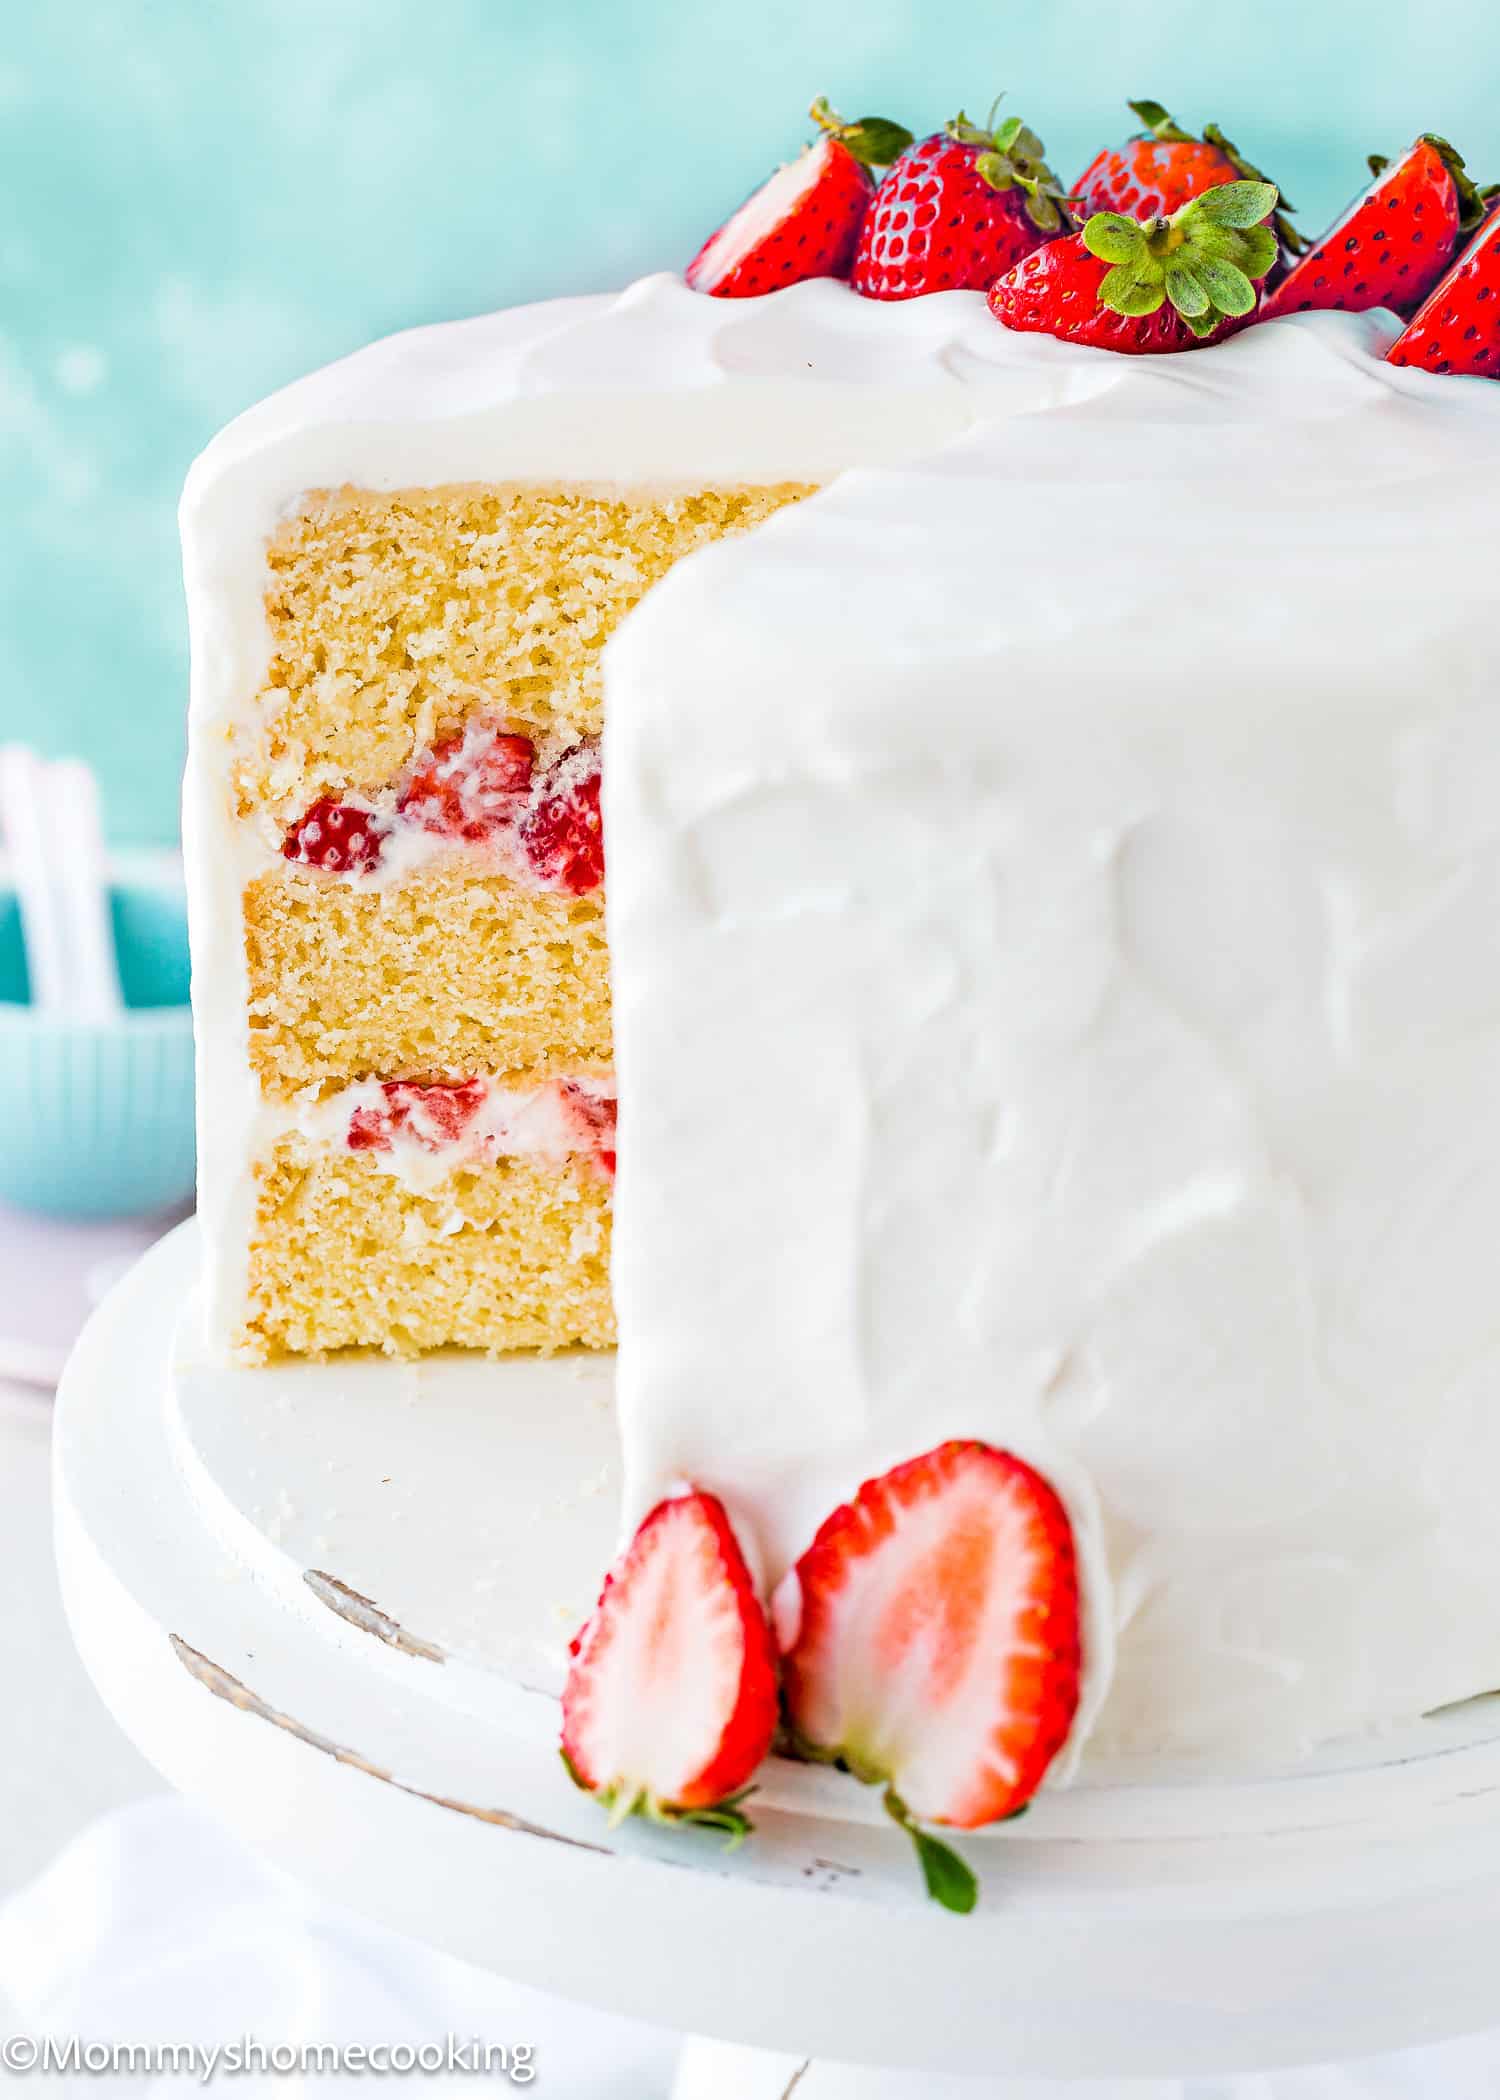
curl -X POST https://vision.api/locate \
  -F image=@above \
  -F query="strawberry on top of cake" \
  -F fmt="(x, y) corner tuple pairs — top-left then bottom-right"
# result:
(682, 88), (1497, 376)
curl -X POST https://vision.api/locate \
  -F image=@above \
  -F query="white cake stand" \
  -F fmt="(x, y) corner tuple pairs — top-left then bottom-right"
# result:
(52, 1222), (1500, 2095)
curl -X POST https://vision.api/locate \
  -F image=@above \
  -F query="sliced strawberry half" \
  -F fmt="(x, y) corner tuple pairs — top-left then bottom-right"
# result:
(281, 797), (389, 875)
(520, 740), (604, 894)
(1263, 135), (1483, 322)
(1387, 204), (1500, 376)
(346, 1076), (488, 1154)
(775, 1440), (1081, 1914)
(398, 719), (535, 841)
(562, 1491), (779, 1840)
(686, 99), (911, 299)
(557, 1077), (618, 1177)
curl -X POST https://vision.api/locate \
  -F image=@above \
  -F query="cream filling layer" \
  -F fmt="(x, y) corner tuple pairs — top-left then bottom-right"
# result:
(254, 1072), (616, 1197)
(268, 721), (602, 896)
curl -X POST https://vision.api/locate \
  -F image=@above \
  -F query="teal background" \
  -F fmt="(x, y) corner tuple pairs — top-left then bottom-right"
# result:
(5, 0), (1497, 845)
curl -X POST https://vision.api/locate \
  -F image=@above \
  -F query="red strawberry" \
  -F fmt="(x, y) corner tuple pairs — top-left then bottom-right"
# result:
(398, 719), (535, 841)
(775, 1441), (1081, 1914)
(347, 1076), (487, 1154)
(686, 99), (912, 299)
(1075, 100), (1301, 258)
(989, 179), (1280, 355)
(521, 740), (604, 894)
(557, 1078), (617, 1177)
(281, 797), (388, 875)
(851, 104), (1071, 300)
(1388, 205), (1500, 376)
(561, 1491), (779, 1838)
(1264, 137), (1482, 323)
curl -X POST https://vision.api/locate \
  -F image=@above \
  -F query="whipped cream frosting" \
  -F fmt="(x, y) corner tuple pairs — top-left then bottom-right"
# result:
(184, 269), (1500, 1772)
(602, 293), (1500, 1765)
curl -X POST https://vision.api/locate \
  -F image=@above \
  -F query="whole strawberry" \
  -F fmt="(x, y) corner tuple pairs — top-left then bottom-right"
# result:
(1263, 136), (1483, 322)
(686, 98), (912, 298)
(989, 179), (1280, 354)
(1075, 99), (1302, 259)
(1387, 205), (1500, 377)
(851, 103), (1071, 300)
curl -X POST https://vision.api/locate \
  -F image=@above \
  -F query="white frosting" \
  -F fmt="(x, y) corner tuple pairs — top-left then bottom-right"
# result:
(602, 297), (1500, 1767)
(182, 268), (1500, 1772)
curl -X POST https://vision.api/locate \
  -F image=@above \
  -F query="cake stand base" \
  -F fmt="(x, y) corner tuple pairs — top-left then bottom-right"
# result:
(669, 2040), (1014, 2097)
(52, 1223), (1500, 2085)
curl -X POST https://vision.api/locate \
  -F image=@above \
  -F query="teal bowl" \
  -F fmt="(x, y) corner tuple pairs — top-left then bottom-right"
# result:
(0, 877), (196, 1219)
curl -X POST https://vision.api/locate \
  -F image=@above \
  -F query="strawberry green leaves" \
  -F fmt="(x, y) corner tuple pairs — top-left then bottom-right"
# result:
(809, 95), (913, 171)
(1083, 180), (1280, 338)
(1416, 133), (1487, 237)
(948, 104), (1072, 232)
(1121, 100), (1306, 255)
(882, 1788), (980, 1916)
(560, 1751), (760, 1850)
(1193, 180), (1282, 230)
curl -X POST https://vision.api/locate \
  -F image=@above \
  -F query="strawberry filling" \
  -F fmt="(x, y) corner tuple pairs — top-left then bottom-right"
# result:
(398, 722), (535, 840)
(521, 747), (604, 896)
(556, 1079), (617, 1177)
(340, 1073), (616, 1179)
(281, 798), (390, 875)
(278, 721), (603, 893)
(346, 1076), (489, 1155)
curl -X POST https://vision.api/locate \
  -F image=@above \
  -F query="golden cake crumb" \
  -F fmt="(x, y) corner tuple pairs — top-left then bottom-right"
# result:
(245, 1141), (615, 1361)
(235, 477), (810, 1357)
(245, 861), (610, 1094)
(236, 481), (813, 821)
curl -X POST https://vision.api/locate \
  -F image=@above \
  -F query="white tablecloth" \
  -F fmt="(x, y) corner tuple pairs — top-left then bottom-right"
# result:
(0, 1797), (676, 2096)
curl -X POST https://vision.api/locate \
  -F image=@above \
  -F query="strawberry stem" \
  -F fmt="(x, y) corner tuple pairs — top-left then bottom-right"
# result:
(1084, 180), (1280, 336)
(882, 1789), (979, 1915)
(562, 1752), (759, 1852)
(1123, 98), (1304, 254)
(1202, 123), (1305, 252)
(946, 100), (1072, 231)
(786, 1732), (982, 1912)
(606, 1786), (645, 1832)
(669, 1801), (756, 1850)
(1127, 97), (1193, 143)
(809, 95), (912, 170)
